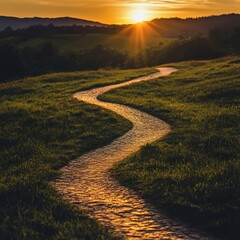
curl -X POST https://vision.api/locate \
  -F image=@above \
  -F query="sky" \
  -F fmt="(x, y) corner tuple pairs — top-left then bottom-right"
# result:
(1, 0), (240, 24)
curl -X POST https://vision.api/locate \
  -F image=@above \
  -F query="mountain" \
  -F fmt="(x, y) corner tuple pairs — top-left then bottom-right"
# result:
(149, 14), (240, 37)
(0, 16), (106, 30)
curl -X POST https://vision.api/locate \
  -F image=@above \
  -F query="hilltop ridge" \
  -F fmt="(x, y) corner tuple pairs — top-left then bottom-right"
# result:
(0, 16), (106, 30)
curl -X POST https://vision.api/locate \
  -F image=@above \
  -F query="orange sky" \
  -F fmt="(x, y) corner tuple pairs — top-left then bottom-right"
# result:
(1, 0), (240, 24)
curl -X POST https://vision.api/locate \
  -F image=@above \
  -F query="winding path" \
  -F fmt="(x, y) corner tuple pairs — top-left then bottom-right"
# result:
(53, 68), (213, 239)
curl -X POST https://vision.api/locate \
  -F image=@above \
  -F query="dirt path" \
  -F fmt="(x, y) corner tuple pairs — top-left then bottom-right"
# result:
(53, 68), (213, 239)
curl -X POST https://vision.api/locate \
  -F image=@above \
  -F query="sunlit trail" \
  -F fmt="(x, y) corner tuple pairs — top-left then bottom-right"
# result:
(53, 68), (209, 239)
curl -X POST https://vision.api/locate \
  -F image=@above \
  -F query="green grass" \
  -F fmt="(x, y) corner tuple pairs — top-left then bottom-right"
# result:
(0, 68), (153, 239)
(100, 56), (240, 239)
(0, 33), (173, 53)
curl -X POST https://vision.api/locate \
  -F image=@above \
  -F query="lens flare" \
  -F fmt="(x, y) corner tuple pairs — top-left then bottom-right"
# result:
(132, 7), (147, 23)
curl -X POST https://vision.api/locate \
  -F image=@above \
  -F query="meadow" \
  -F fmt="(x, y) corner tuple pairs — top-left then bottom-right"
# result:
(1, 50), (239, 239)
(100, 57), (240, 238)
(0, 68), (154, 239)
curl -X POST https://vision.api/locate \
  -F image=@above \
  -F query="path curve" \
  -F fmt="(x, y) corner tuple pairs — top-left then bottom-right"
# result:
(53, 68), (213, 239)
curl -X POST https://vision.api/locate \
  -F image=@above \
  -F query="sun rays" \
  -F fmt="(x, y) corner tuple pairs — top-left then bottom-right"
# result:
(103, 20), (162, 68)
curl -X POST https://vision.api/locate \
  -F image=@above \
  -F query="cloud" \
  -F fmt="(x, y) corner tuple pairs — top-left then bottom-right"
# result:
(6, 0), (240, 9)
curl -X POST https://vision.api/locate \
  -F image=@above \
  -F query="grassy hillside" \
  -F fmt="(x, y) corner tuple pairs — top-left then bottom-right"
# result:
(0, 68), (153, 239)
(0, 33), (172, 53)
(100, 57), (240, 239)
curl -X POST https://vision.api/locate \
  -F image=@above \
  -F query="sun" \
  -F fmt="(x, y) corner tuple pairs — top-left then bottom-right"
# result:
(132, 7), (147, 23)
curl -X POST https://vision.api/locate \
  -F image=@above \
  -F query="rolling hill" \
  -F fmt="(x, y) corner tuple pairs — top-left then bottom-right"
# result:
(0, 16), (106, 30)
(149, 14), (240, 37)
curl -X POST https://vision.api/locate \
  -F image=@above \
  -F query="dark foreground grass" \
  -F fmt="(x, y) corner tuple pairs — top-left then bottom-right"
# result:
(0, 68), (153, 239)
(100, 57), (240, 239)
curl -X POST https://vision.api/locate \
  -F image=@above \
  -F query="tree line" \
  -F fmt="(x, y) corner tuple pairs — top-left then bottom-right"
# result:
(0, 27), (239, 83)
(0, 24), (122, 40)
(131, 28), (240, 67)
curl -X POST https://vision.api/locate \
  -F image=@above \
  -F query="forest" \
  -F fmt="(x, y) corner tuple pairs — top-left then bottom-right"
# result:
(0, 14), (240, 83)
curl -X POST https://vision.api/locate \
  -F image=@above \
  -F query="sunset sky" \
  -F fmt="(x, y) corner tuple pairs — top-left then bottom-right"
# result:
(1, 0), (240, 24)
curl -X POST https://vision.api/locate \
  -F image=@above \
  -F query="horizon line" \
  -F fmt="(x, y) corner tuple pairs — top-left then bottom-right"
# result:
(0, 12), (239, 25)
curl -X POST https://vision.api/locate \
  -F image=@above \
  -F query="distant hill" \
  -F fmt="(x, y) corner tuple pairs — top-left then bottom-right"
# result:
(0, 14), (240, 37)
(149, 14), (240, 37)
(0, 16), (106, 30)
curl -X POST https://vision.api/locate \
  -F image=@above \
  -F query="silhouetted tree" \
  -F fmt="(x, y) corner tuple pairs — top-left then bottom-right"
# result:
(231, 27), (240, 53)
(83, 45), (126, 69)
(0, 45), (25, 82)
